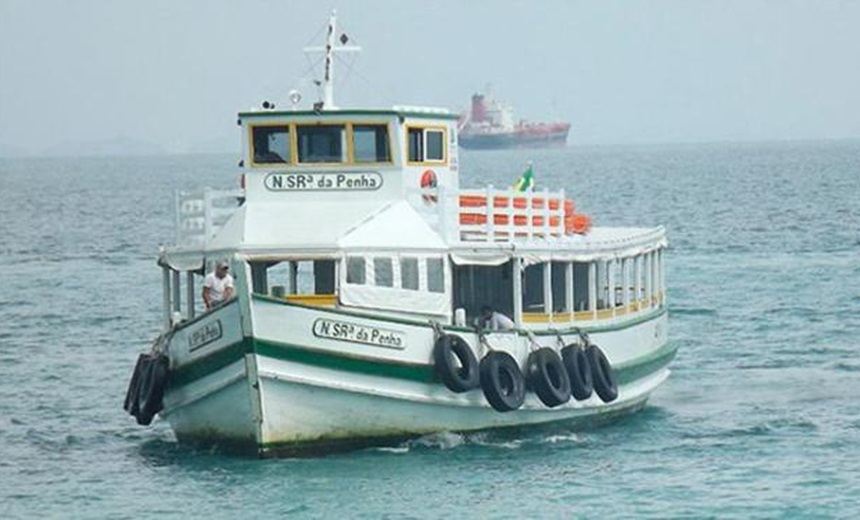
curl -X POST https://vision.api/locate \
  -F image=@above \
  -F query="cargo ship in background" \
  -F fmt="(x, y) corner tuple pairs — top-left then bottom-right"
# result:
(458, 88), (570, 150)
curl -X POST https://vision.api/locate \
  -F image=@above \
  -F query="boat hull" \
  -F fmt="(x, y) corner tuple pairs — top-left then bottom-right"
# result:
(159, 299), (675, 456)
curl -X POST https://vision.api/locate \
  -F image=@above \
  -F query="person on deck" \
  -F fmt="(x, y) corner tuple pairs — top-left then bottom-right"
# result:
(202, 261), (235, 310)
(479, 305), (515, 331)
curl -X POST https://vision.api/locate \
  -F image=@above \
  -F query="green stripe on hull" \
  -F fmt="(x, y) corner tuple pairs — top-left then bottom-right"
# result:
(615, 341), (679, 385)
(168, 340), (252, 388)
(168, 332), (678, 391)
(254, 339), (435, 383)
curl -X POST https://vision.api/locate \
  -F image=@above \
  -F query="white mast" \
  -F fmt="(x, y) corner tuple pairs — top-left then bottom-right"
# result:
(304, 9), (361, 110)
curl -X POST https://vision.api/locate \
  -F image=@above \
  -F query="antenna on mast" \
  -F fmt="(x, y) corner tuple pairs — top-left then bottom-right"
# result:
(303, 9), (361, 110)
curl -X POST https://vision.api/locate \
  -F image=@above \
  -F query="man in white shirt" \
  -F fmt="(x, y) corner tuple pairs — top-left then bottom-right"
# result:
(480, 305), (515, 331)
(202, 261), (235, 310)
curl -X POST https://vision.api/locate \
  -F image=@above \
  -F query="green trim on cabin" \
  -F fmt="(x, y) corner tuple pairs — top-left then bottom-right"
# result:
(238, 109), (460, 121)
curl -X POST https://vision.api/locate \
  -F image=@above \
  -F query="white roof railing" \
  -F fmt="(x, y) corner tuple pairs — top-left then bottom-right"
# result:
(174, 188), (243, 248)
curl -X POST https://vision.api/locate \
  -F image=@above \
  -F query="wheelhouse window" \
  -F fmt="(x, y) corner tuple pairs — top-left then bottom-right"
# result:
(252, 126), (290, 164)
(297, 124), (346, 163)
(353, 124), (391, 163)
(407, 127), (446, 163)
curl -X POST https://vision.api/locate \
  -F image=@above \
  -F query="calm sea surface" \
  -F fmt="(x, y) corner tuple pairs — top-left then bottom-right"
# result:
(1, 141), (859, 518)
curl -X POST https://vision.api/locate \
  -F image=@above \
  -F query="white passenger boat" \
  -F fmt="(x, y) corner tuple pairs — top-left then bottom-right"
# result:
(124, 12), (675, 456)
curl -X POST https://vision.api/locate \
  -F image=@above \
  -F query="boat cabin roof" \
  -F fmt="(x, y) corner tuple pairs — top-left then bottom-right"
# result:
(238, 106), (459, 122)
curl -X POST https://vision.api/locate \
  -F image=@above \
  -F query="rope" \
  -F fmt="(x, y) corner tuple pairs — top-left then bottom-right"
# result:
(525, 330), (542, 352)
(477, 330), (494, 356)
(150, 328), (175, 358)
(429, 320), (445, 341)
(551, 329), (566, 350)
(566, 327), (590, 347)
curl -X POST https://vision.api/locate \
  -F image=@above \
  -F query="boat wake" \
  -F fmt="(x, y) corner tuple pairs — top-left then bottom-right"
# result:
(372, 429), (584, 454)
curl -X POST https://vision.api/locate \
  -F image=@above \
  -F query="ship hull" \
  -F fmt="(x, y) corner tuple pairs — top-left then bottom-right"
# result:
(158, 298), (675, 456)
(459, 127), (570, 150)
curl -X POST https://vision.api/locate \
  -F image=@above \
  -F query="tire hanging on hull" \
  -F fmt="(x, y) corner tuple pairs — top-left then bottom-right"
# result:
(479, 351), (526, 412)
(561, 344), (594, 401)
(123, 353), (170, 426)
(525, 347), (571, 407)
(586, 344), (618, 403)
(123, 353), (148, 416)
(433, 334), (480, 393)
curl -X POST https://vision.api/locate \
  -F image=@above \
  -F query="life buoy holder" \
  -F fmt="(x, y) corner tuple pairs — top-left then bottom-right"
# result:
(586, 344), (618, 403)
(561, 344), (593, 401)
(420, 169), (438, 204)
(433, 334), (479, 393)
(525, 347), (571, 407)
(479, 351), (526, 412)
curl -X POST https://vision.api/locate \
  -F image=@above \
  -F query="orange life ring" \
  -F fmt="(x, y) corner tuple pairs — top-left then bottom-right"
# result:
(421, 169), (438, 203)
(565, 213), (591, 234)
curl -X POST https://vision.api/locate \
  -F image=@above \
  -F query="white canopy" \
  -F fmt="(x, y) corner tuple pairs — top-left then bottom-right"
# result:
(338, 200), (447, 252)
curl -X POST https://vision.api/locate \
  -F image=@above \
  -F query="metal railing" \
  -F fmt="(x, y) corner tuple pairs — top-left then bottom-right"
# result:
(457, 187), (572, 241)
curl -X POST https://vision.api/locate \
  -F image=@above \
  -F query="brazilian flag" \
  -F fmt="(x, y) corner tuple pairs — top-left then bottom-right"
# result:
(513, 163), (535, 191)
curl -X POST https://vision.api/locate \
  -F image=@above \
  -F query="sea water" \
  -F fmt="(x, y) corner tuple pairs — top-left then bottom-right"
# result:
(1, 141), (859, 518)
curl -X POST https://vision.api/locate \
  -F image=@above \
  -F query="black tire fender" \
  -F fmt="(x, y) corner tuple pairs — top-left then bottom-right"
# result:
(135, 354), (170, 425)
(526, 347), (571, 407)
(561, 344), (594, 401)
(586, 344), (618, 403)
(123, 353), (148, 416)
(479, 351), (526, 412)
(433, 334), (480, 393)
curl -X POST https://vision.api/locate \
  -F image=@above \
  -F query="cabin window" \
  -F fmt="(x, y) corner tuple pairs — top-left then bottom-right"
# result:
(401, 257), (419, 290)
(596, 260), (610, 310)
(353, 124), (391, 163)
(573, 262), (590, 311)
(347, 257), (366, 284)
(297, 124), (346, 163)
(374, 258), (393, 287)
(314, 260), (336, 294)
(427, 257), (445, 293)
(408, 128), (423, 161)
(522, 263), (545, 313)
(426, 130), (444, 161)
(250, 259), (336, 298)
(407, 127), (446, 163)
(621, 257), (633, 307)
(551, 261), (568, 313)
(253, 126), (290, 164)
(451, 261), (514, 324)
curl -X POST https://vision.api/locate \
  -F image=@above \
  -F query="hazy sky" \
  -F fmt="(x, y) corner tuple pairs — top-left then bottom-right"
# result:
(1, 0), (859, 154)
